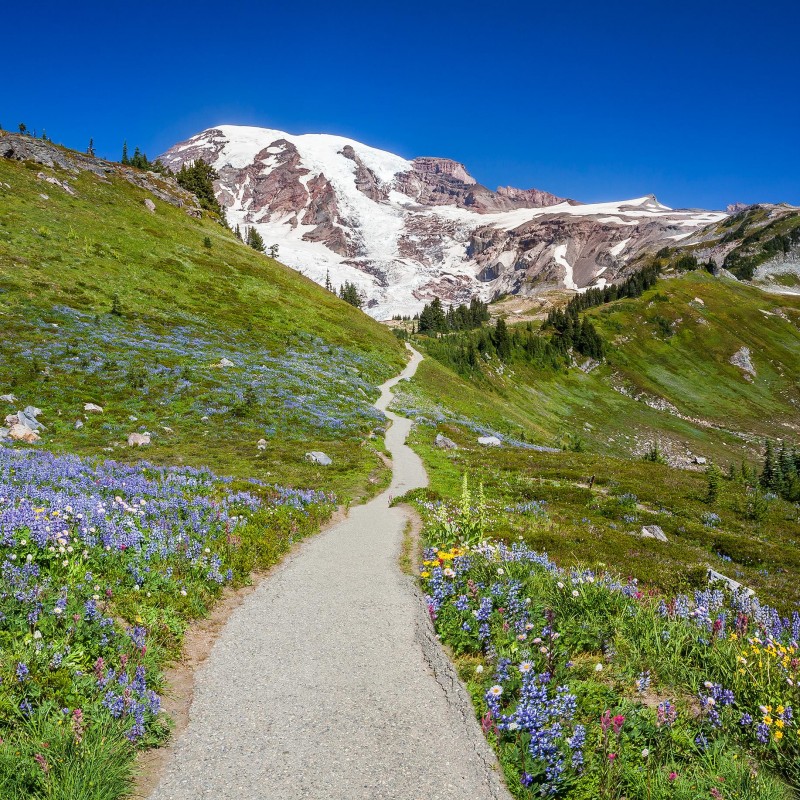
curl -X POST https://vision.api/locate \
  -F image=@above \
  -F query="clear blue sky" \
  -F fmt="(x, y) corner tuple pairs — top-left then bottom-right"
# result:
(3, 0), (798, 209)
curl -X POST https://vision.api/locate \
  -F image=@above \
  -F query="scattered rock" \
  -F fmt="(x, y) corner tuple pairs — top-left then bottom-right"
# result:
(640, 525), (668, 543)
(730, 346), (756, 380)
(478, 435), (502, 447)
(693, 297), (705, 306)
(257, 438), (268, 451)
(707, 567), (754, 596)
(127, 432), (151, 447)
(213, 358), (235, 368)
(143, 198), (156, 213)
(305, 451), (332, 466)
(84, 403), (103, 413)
(435, 433), (458, 450)
(162, 426), (173, 433)
(9, 423), (40, 443)
(74, 419), (84, 429)
(693, 456), (707, 465)
(186, 207), (202, 219)
(39, 193), (49, 200)
(0, 394), (17, 403)
(37, 171), (76, 195)
(16, 407), (45, 430)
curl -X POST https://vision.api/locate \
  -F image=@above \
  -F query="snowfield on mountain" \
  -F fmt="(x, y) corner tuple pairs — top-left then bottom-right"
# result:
(159, 125), (728, 317)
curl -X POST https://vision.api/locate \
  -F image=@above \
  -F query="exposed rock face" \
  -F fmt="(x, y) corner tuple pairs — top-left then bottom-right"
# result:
(127, 432), (151, 446)
(158, 125), (729, 318)
(0, 132), (196, 209)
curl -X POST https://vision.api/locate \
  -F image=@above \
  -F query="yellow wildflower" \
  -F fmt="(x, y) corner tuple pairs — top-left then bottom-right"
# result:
(774, 730), (783, 741)
(420, 571), (430, 579)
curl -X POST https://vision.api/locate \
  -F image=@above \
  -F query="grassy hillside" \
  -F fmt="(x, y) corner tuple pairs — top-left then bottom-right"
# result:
(395, 271), (800, 612)
(396, 272), (800, 467)
(0, 137), (405, 497)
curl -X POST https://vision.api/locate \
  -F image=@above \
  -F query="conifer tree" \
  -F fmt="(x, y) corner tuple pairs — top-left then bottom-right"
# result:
(87, 138), (96, 157)
(246, 226), (265, 252)
(121, 141), (129, 164)
(325, 270), (333, 292)
(705, 463), (722, 504)
(18, 123), (27, 135)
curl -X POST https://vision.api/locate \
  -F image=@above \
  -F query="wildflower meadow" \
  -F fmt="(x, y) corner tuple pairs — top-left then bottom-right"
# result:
(415, 478), (800, 799)
(0, 446), (335, 799)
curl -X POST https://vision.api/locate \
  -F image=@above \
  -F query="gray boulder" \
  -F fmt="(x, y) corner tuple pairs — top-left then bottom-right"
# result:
(144, 198), (156, 213)
(74, 419), (84, 429)
(305, 451), (332, 466)
(435, 433), (458, 450)
(640, 525), (668, 543)
(0, 394), (16, 403)
(127, 432), (151, 446)
(478, 435), (502, 447)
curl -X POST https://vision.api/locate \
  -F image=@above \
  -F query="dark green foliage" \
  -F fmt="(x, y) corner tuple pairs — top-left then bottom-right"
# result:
(418, 297), (447, 333)
(339, 281), (362, 308)
(673, 253), (699, 272)
(246, 226), (265, 252)
(324, 270), (333, 292)
(705, 462), (722, 503)
(203, 236), (212, 249)
(110, 293), (122, 316)
(121, 141), (129, 165)
(418, 296), (489, 335)
(86, 138), (95, 157)
(760, 439), (800, 501)
(175, 160), (223, 216)
(642, 442), (667, 464)
(18, 123), (27, 135)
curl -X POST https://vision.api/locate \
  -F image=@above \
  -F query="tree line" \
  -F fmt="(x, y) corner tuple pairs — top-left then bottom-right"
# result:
(760, 440), (800, 501)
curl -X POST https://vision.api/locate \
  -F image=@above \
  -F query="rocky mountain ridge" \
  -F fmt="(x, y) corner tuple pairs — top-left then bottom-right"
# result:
(159, 125), (731, 318)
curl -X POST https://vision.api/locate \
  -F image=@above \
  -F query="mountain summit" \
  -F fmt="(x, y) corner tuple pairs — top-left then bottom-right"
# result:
(159, 126), (725, 317)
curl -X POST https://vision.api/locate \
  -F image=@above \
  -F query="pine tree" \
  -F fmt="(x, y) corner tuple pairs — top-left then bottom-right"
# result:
(234, 224), (242, 241)
(121, 141), (129, 165)
(705, 463), (722, 504)
(268, 243), (279, 259)
(494, 317), (511, 361)
(18, 123), (27, 135)
(338, 281), (362, 308)
(325, 270), (333, 292)
(246, 226), (265, 252)
(87, 138), (96, 157)
(760, 440), (778, 491)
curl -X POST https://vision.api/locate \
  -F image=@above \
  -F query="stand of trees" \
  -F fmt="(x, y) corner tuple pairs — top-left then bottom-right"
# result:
(339, 281), (363, 308)
(760, 440), (800, 501)
(418, 297), (490, 334)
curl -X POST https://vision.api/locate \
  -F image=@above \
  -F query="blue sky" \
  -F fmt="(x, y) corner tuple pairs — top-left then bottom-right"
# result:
(3, 0), (798, 209)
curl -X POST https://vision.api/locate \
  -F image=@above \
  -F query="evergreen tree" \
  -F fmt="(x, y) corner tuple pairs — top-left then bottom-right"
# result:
(760, 440), (779, 491)
(705, 463), (722, 504)
(493, 317), (511, 361)
(339, 281), (362, 308)
(234, 224), (242, 241)
(87, 138), (96, 157)
(175, 160), (222, 216)
(246, 226), (265, 252)
(18, 123), (27, 135)
(121, 141), (129, 164)
(325, 270), (333, 292)
(268, 243), (280, 259)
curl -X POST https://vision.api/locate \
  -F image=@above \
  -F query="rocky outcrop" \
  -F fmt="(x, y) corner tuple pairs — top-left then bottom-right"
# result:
(341, 145), (389, 203)
(0, 132), (197, 210)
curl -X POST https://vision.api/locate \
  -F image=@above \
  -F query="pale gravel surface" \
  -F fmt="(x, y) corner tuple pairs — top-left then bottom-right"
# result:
(149, 345), (510, 799)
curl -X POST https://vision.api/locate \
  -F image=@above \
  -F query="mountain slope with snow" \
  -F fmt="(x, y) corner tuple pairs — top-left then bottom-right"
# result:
(159, 126), (727, 318)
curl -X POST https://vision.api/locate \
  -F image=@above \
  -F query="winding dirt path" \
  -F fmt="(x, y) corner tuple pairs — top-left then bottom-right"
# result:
(148, 344), (509, 800)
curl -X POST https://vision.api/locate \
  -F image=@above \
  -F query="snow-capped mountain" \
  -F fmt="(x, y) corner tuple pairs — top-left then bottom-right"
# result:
(159, 125), (727, 318)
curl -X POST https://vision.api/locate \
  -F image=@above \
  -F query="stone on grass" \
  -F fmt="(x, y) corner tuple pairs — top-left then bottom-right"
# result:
(144, 198), (156, 213)
(0, 394), (17, 403)
(730, 346), (756, 379)
(9, 423), (40, 443)
(694, 456), (707, 465)
(84, 403), (103, 413)
(640, 525), (668, 543)
(435, 433), (458, 450)
(257, 439), (268, 451)
(305, 451), (332, 466)
(74, 419), (84, 429)
(127, 432), (151, 447)
(478, 435), (502, 447)
(213, 357), (235, 368)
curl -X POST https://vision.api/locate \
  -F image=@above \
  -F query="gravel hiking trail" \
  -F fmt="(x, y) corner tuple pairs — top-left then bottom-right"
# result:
(149, 344), (510, 800)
